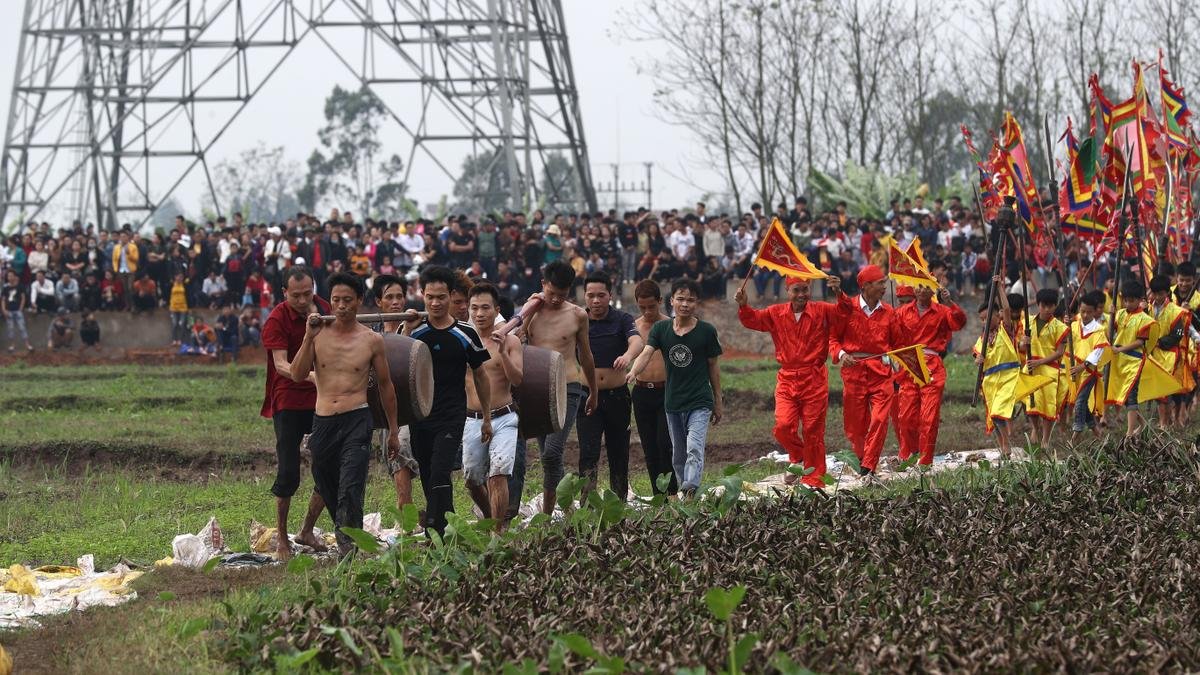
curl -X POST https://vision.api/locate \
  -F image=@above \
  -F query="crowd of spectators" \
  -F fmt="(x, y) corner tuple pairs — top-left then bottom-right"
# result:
(1, 194), (1117, 353)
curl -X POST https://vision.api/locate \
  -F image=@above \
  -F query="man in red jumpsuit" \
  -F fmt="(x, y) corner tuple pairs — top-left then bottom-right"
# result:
(891, 285), (915, 459)
(894, 283), (966, 465)
(830, 265), (903, 476)
(736, 274), (850, 487)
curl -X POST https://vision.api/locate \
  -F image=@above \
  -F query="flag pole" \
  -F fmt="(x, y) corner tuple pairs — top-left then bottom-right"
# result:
(971, 182), (1012, 407)
(1042, 114), (1076, 382)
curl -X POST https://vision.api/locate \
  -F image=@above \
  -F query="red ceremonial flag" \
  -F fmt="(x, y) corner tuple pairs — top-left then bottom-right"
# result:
(752, 218), (824, 280)
(888, 239), (938, 290)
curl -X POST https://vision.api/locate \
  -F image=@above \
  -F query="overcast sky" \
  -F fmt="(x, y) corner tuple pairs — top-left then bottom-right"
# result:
(0, 1), (725, 220)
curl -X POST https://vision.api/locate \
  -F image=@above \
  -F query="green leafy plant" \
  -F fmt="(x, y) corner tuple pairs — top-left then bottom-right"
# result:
(704, 585), (758, 673)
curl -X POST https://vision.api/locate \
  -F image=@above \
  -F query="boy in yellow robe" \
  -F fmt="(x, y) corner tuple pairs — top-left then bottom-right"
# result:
(1021, 288), (1068, 447)
(1067, 290), (1109, 440)
(974, 277), (1048, 459)
(1170, 261), (1200, 423)
(1148, 275), (1196, 428)
(1105, 279), (1156, 437)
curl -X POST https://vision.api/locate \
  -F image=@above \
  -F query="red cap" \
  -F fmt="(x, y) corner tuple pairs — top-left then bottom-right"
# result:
(896, 284), (915, 298)
(857, 264), (885, 286)
(785, 275), (810, 287)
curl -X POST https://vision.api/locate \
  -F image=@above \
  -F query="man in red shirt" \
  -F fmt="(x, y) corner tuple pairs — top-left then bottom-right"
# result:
(830, 265), (903, 476)
(261, 266), (330, 560)
(894, 282), (966, 465)
(735, 274), (850, 487)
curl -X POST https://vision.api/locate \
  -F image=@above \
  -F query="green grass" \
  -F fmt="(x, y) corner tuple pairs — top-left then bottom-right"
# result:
(0, 358), (991, 568)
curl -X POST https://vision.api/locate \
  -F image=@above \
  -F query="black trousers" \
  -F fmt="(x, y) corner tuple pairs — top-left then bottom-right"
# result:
(632, 386), (677, 495)
(411, 420), (463, 536)
(307, 407), (372, 552)
(272, 408), (314, 498)
(576, 386), (632, 500)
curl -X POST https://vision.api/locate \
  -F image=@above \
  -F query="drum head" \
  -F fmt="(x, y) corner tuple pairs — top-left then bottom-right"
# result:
(406, 339), (434, 423)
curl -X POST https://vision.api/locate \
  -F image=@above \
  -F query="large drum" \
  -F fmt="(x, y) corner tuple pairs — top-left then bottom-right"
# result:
(367, 333), (434, 429)
(517, 345), (567, 440)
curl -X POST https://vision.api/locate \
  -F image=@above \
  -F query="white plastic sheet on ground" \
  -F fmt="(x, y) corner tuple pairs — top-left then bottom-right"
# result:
(0, 557), (143, 629)
(724, 448), (1027, 499)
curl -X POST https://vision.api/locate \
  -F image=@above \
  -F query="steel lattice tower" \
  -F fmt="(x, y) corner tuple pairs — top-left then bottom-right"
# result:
(1, 0), (597, 229)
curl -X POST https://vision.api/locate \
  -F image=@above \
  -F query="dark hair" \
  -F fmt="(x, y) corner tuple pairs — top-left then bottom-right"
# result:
(1178, 261), (1196, 277)
(584, 272), (612, 292)
(542, 260), (576, 290)
(670, 278), (702, 298)
(1006, 293), (1027, 311)
(1150, 275), (1172, 294)
(284, 265), (313, 286)
(452, 269), (474, 296)
(372, 273), (404, 300)
(468, 282), (500, 305)
(1035, 288), (1058, 306)
(419, 265), (456, 291)
(327, 272), (364, 299)
(1122, 280), (1146, 299)
(1081, 290), (1106, 309)
(498, 295), (516, 320)
(634, 279), (661, 300)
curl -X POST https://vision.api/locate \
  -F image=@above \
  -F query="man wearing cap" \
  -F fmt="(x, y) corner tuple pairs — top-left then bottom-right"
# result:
(830, 264), (903, 477)
(893, 283), (965, 466)
(736, 273), (850, 486)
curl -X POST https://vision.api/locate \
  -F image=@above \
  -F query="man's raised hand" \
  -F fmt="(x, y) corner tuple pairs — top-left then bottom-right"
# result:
(305, 313), (324, 338)
(733, 288), (748, 306)
(827, 274), (842, 294)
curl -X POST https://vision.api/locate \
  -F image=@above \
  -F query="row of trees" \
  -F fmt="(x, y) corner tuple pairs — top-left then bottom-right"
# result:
(626, 0), (1200, 215)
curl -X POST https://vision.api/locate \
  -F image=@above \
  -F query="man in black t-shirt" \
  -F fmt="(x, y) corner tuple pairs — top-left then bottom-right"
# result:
(2, 270), (32, 353)
(402, 265), (491, 535)
(578, 273), (642, 500)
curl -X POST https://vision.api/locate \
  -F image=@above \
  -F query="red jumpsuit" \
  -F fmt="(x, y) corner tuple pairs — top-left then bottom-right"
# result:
(893, 300), (967, 465)
(830, 297), (904, 472)
(738, 293), (851, 486)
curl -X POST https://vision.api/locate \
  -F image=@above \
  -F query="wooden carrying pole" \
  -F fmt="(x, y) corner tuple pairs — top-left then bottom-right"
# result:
(496, 296), (545, 338)
(315, 311), (427, 323)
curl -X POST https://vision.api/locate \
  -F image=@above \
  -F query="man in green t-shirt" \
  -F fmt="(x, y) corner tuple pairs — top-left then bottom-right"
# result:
(626, 278), (723, 497)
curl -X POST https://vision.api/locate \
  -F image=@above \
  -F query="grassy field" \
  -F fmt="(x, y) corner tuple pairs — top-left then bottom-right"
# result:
(0, 357), (990, 568)
(0, 356), (1030, 672)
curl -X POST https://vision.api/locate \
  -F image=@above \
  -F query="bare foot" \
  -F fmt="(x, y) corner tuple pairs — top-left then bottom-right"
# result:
(294, 531), (328, 552)
(276, 540), (293, 561)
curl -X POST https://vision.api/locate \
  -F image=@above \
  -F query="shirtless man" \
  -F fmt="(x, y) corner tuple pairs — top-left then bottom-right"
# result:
(291, 272), (400, 556)
(260, 266), (329, 560)
(463, 282), (523, 530)
(630, 279), (676, 495)
(509, 260), (598, 514)
(371, 274), (420, 509)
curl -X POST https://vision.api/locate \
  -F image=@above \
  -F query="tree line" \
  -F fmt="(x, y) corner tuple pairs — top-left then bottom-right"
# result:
(625, 0), (1200, 214)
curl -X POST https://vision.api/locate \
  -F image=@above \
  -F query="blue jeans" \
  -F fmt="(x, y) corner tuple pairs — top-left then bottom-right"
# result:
(753, 269), (782, 298)
(5, 310), (28, 346)
(666, 408), (712, 492)
(1072, 378), (1097, 432)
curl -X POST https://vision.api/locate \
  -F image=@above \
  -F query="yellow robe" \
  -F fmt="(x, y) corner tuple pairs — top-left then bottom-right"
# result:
(1166, 289), (1198, 393)
(975, 328), (1051, 433)
(1024, 314), (1069, 419)
(1148, 301), (1188, 375)
(1104, 309), (1156, 406)
(1066, 319), (1110, 417)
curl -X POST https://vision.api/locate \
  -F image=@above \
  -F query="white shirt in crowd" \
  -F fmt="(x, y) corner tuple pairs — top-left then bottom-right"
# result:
(668, 228), (693, 260)
(217, 236), (232, 264)
(398, 232), (424, 256)
(30, 278), (55, 301)
(202, 275), (227, 297)
(734, 231), (756, 258)
(28, 250), (49, 273)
